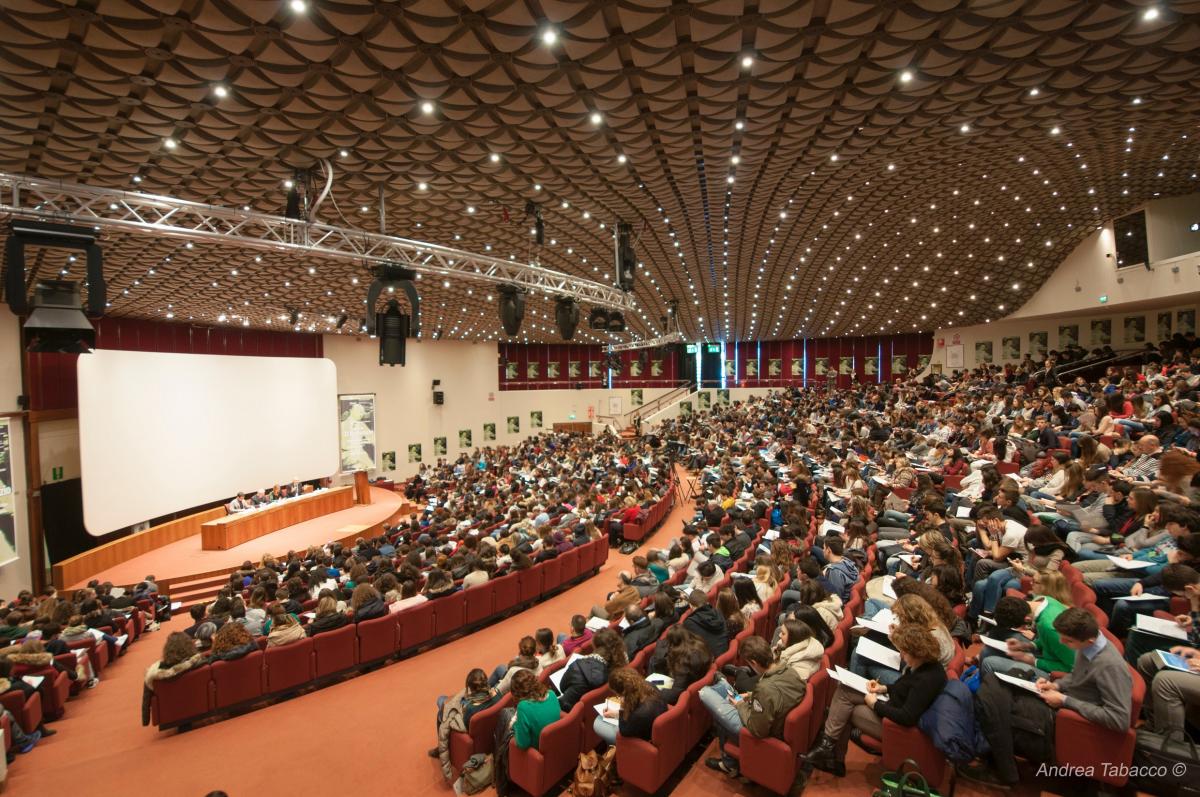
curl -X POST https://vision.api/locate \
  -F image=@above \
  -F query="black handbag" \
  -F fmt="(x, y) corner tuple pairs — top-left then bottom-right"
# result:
(1132, 728), (1200, 796)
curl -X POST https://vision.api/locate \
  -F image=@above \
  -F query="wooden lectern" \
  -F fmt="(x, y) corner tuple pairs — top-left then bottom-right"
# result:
(353, 470), (371, 505)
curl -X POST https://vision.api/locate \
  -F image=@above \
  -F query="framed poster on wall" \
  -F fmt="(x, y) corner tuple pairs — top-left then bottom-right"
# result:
(338, 393), (376, 473)
(945, 345), (964, 369)
(0, 419), (16, 568)
(608, 396), (622, 415)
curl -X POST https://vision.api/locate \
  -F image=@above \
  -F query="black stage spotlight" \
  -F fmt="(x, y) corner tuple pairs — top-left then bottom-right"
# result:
(607, 311), (625, 332)
(288, 307), (299, 326)
(377, 299), (409, 366)
(335, 312), (348, 330)
(498, 284), (526, 336)
(555, 296), (580, 340)
(588, 307), (608, 330)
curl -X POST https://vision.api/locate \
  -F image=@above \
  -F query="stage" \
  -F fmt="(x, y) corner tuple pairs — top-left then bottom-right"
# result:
(64, 487), (409, 601)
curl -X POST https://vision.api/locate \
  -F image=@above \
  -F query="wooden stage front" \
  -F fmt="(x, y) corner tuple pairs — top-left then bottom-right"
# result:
(200, 486), (355, 550)
(53, 487), (414, 606)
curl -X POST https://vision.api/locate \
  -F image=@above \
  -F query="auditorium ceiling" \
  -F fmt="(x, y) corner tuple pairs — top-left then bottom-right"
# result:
(0, 0), (1198, 343)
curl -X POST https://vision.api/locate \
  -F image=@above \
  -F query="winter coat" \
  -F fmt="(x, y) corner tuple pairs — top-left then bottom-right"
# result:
(211, 641), (257, 661)
(917, 679), (987, 764)
(266, 621), (306, 648)
(683, 605), (729, 656)
(557, 654), (608, 712)
(141, 654), (206, 725)
(737, 666), (807, 739)
(622, 617), (663, 658)
(436, 686), (502, 780)
(352, 597), (388, 623)
(775, 637), (824, 682)
(812, 595), (844, 633)
(306, 611), (349, 637)
(819, 558), (860, 603)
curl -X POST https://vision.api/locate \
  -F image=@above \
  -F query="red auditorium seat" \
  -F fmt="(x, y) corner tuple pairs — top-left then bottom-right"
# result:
(491, 573), (520, 615)
(509, 703), (584, 797)
(517, 568), (543, 605)
(1054, 663), (1145, 787)
(264, 638), (315, 694)
(449, 693), (512, 773)
(313, 624), (357, 678)
(356, 614), (400, 664)
(541, 557), (564, 593)
(1, 712), (10, 754)
(11, 661), (71, 719)
(578, 685), (612, 752)
(592, 538), (608, 572)
(433, 591), (466, 638)
(615, 691), (690, 793)
(464, 582), (495, 626)
(736, 669), (828, 795)
(559, 546), (581, 584)
(683, 672), (714, 749)
(398, 599), (436, 653)
(0, 689), (40, 739)
(210, 650), (264, 710)
(538, 657), (568, 685)
(148, 665), (211, 729)
(68, 637), (107, 675)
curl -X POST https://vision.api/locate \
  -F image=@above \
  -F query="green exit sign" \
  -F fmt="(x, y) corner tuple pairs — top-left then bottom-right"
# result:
(705, 343), (720, 354)
(685, 344), (698, 353)
(1099, 295), (1108, 304)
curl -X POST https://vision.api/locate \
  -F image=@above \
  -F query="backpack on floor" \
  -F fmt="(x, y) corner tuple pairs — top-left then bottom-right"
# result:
(457, 753), (493, 795)
(568, 747), (616, 797)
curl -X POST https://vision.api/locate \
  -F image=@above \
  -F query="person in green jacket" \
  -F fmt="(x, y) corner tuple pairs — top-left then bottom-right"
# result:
(511, 669), (561, 750)
(981, 572), (1076, 678)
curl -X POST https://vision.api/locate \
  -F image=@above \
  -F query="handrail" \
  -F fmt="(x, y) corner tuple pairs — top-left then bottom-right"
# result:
(1033, 347), (1146, 380)
(629, 381), (694, 423)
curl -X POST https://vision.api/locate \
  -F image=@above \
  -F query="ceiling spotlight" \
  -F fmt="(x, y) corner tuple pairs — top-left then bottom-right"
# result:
(466, 205), (476, 214)
(498, 284), (526, 336)
(339, 149), (349, 157)
(541, 28), (558, 45)
(132, 175), (142, 183)
(588, 307), (608, 330)
(731, 155), (740, 165)
(1143, 7), (1160, 20)
(734, 120), (744, 130)
(1029, 87), (1040, 97)
(489, 153), (500, 163)
(213, 84), (228, 98)
(617, 154), (627, 164)
(420, 100), (434, 115)
(589, 111), (602, 125)
(555, 297), (580, 340)
(417, 181), (428, 191)
(164, 138), (177, 149)
(1132, 97), (1143, 105)
(606, 311), (626, 333)
(289, 0), (306, 11)
(899, 70), (913, 83)
(741, 55), (753, 68)
(1050, 126), (1061, 135)
(959, 123), (971, 133)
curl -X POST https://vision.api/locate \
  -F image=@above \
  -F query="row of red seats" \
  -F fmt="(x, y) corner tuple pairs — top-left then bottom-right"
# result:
(618, 490), (676, 543)
(149, 538), (611, 729)
(2, 598), (153, 761)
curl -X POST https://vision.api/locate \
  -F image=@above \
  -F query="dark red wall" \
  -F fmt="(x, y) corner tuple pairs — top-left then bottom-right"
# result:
(27, 317), (324, 411)
(498, 334), (933, 392)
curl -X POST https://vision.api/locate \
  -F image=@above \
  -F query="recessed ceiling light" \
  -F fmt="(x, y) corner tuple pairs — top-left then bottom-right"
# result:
(213, 85), (228, 98)
(899, 70), (914, 83)
(466, 205), (476, 214)
(164, 138), (177, 149)
(734, 120), (744, 130)
(617, 154), (627, 164)
(741, 55), (753, 68)
(1132, 97), (1143, 105)
(1029, 87), (1040, 97)
(589, 111), (602, 125)
(289, 0), (306, 11)
(1143, 7), (1160, 20)
(417, 182), (427, 191)
(959, 123), (970, 133)
(420, 100), (434, 115)
(1050, 126), (1061, 135)
(542, 28), (558, 45)
(339, 149), (349, 157)
(489, 153), (500, 163)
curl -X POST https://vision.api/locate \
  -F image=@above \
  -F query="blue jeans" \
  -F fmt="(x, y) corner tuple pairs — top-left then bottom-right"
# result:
(593, 715), (618, 745)
(488, 664), (507, 688)
(885, 555), (917, 577)
(862, 598), (889, 619)
(436, 694), (449, 726)
(700, 680), (744, 767)
(981, 653), (1049, 680)
(1092, 578), (1140, 613)
(1109, 595), (1170, 636)
(1116, 419), (1146, 434)
(971, 567), (1019, 618)
(879, 510), (909, 528)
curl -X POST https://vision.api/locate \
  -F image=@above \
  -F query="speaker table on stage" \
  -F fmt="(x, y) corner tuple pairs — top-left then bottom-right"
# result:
(353, 470), (372, 505)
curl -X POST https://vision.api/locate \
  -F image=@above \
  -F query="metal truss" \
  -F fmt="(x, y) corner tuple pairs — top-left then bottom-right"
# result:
(0, 172), (638, 312)
(608, 331), (684, 351)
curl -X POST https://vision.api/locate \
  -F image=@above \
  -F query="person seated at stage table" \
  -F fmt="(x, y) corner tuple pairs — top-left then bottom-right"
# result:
(227, 492), (250, 513)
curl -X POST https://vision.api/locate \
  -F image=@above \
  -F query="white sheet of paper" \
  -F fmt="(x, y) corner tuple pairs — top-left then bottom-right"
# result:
(1119, 593), (1172, 602)
(829, 666), (888, 701)
(980, 636), (1011, 652)
(585, 616), (611, 631)
(170, 601), (183, 611)
(856, 637), (902, 670)
(21, 675), (44, 689)
(764, 530), (780, 541)
(819, 519), (845, 535)
(594, 703), (618, 725)
(994, 671), (1042, 694)
(1136, 613), (1189, 640)
(955, 506), (973, 518)
(898, 554), (922, 567)
(856, 608), (895, 635)
(978, 614), (997, 627)
(1108, 555), (1155, 570)
(882, 576), (897, 600)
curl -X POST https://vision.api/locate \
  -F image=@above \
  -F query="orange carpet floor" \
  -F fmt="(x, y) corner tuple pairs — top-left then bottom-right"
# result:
(13, 474), (1124, 797)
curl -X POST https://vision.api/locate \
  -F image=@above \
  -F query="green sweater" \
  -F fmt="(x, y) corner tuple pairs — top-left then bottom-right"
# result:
(1033, 597), (1075, 673)
(514, 692), (561, 750)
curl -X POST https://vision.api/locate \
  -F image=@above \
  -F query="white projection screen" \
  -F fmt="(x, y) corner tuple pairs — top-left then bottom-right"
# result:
(77, 350), (339, 536)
